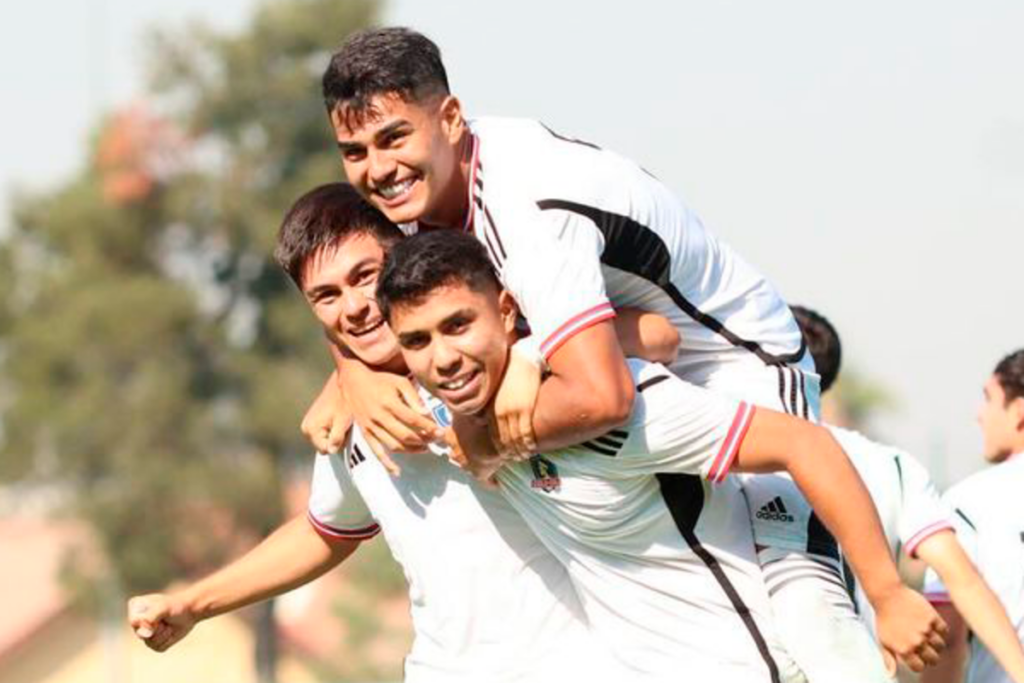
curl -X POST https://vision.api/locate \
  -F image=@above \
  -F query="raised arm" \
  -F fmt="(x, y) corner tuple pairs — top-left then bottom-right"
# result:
(127, 514), (358, 652)
(733, 410), (948, 672)
(917, 531), (1024, 683)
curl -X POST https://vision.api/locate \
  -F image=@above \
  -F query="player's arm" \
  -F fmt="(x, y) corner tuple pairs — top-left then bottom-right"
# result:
(488, 308), (678, 460)
(917, 532), (1024, 683)
(127, 514), (359, 652)
(733, 410), (948, 672)
(529, 320), (635, 450)
(330, 342), (443, 473)
(612, 307), (680, 365)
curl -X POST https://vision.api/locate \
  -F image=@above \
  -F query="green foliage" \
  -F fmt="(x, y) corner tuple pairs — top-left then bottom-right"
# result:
(0, 0), (377, 601)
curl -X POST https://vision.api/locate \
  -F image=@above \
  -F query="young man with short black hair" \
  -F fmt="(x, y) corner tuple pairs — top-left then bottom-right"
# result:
(376, 229), (949, 682)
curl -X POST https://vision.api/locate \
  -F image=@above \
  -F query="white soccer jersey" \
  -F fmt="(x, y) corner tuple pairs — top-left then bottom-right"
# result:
(308, 426), (604, 683)
(922, 453), (1024, 683)
(827, 426), (953, 636)
(403, 117), (882, 679)
(443, 358), (803, 682)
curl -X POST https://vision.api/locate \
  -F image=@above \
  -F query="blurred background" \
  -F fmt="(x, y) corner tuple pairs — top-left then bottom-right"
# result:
(1, 0), (1021, 681)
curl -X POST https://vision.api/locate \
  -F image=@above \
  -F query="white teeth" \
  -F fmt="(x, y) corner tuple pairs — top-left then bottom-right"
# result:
(441, 375), (472, 390)
(378, 178), (414, 200)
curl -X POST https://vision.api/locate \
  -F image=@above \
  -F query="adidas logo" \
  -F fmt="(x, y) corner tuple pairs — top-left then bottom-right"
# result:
(756, 497), (794, 523)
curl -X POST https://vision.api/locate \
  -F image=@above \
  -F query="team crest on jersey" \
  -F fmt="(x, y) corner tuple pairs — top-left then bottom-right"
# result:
(430, 401), (452, 429)
(529, 455), (561, 493)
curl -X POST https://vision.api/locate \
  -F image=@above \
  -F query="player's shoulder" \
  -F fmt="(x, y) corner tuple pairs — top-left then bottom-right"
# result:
(945, 458), (1023, 507)
(827, 425), (920, 468)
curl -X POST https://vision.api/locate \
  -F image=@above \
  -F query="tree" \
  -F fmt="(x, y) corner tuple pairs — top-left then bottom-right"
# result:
(0, 1), (379, 680)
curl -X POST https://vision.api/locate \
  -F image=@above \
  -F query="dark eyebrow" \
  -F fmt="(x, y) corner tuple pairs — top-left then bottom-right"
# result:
(374, 119), (411, 142)
(304, 283), (336, 299)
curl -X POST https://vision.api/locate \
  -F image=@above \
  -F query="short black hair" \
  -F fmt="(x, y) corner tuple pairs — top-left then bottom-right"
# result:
(994, 349), (1024, 404)
(376, 230), (499, 322)
(274, 183), (403, 289)
(322, 27), (450, 127)
(790, 305), (842, 393)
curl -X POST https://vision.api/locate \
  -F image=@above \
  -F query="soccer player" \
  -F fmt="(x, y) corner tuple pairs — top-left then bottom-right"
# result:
(375, 229), (951, 681)
(921, 349), (1024, 683)
(311, 26), (945, 679)
(127, 183), (610, 682)
(793, 306), (1024, 683)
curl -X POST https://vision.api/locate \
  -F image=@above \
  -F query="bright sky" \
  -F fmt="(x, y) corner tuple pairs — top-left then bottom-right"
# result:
(3, 0), (1022, 485)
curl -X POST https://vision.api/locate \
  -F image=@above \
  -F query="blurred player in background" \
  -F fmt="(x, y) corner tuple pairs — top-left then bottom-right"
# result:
(921, 349), (1024, 683)
(793, 306), (1024, 683)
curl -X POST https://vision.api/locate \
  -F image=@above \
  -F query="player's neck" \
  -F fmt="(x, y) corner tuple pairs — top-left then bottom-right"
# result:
(419, 130), (475, 230)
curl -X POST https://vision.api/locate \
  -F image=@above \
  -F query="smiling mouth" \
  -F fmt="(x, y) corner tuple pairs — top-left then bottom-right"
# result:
(376, 177), (417, 202)
(347, 319), (385, 338)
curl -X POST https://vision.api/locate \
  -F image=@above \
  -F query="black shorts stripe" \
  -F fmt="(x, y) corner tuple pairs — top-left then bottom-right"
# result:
(595, 435), (624, 448)
(608, 429), (629, 439)
(798, 370), (808, 420)
(580, 441), (618, 456)
(767, 571), (852, 599)
(776, 367), (790, 415)
(788, 368), (799, 416)
(656, 473), (781, 683)
(535, 199), (806, 368)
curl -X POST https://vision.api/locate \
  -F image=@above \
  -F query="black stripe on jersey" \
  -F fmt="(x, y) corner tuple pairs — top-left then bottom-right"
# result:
(580, 440), (618, 456)
(608, 429), (629, 439)
(636, 374), (671, 392)
(535, 199), (806, 368)
(806, 512), (840, 561)
(540, 121), (602, 150)
(482, 205), (507, 260)
(894, 455), (905, 501)
(656, 473), (782, 683)
(955, 507), (977, 532)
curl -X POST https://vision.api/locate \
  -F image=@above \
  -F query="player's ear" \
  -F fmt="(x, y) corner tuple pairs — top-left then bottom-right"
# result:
(439, 95), (465, 143)
(498, 289), (518, 335)
(1011, 396), (1024, 432)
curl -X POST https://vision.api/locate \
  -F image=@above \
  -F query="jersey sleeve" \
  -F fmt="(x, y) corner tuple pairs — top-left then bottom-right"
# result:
(488, 201), (613, 360)
(895, 453), (955, 558)
(306, 434), (380, 542)
(614, 359), (755, 482)
(922, 494), (980, 605)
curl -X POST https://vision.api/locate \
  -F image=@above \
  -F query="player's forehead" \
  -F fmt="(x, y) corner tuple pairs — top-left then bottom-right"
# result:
(331, 91), (428, 139)
(394, 282), (487, 326)
(301, 232), (386, 288)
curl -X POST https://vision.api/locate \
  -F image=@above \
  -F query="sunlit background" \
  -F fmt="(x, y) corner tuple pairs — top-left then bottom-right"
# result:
(1, 1), (1021, 681)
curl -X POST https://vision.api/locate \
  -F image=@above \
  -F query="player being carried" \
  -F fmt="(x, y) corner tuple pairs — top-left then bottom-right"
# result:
(308, 26), (945, 680)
